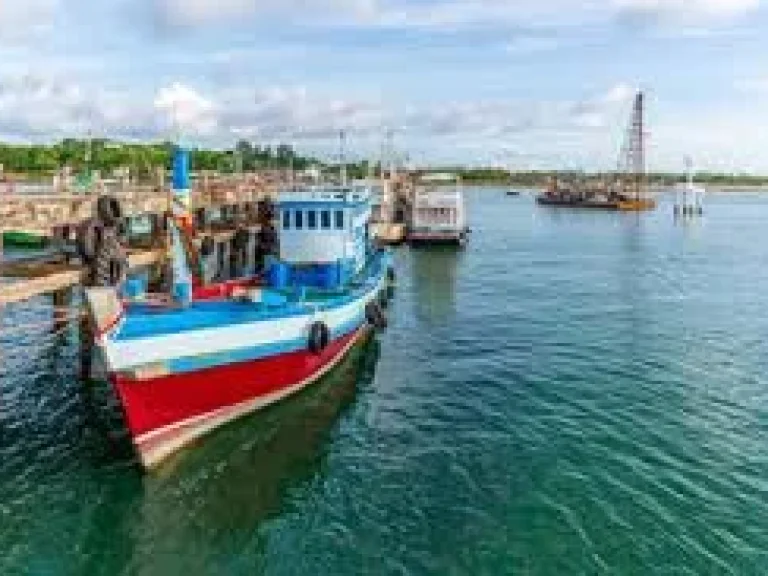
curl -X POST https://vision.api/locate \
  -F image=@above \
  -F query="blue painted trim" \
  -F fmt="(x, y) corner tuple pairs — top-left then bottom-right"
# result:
(114, 251), (388, 342)
(172, 147), (190, 192)
(164, 315), (364, 376)
(279, 200), (369, 210)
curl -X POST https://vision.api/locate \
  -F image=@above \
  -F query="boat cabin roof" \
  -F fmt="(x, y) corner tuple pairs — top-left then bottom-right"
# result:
(278, 185), (370, 207)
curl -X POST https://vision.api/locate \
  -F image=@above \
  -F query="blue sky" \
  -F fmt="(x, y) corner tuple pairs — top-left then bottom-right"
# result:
(1, 0), (767, 171)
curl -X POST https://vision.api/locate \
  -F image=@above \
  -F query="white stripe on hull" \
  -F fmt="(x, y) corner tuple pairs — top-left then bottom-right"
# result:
(106, 275), (386, 373)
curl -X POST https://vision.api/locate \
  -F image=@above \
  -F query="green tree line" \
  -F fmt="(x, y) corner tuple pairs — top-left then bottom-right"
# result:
(424, 168), (768, 187)
(2, 141), (768, 187)
(0, 139), (322, 180)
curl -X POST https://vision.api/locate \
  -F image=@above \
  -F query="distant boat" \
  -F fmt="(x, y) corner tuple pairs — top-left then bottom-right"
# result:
(506, 189), (521, 197)
(674, 156), (705, 216)
(536, 91), (656, 213)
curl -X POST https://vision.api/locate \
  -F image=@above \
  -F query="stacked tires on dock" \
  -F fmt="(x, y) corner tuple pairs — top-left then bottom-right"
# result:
(76, 196), (127, 288)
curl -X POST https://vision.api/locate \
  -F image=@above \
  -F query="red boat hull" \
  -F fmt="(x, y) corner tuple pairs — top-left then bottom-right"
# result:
(112, 327), (366, 468)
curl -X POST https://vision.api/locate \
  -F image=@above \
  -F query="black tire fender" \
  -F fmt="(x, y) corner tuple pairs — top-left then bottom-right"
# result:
(91, 229), (126, 287)
(200, 236), (216, 258)
(195, 207), (207, 229)
(308, 321), (331, 355)
(258, 199), (275, 219)
(233, 227), (250, 251)
(96, 195), (122, 228)
(365, 301), (387, 330)
(76, 218), (102, 264)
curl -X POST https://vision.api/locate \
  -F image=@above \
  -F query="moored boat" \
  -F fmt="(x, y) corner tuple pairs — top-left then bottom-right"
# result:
(85, 149), (394, 469)
(408, 173), (469, 247)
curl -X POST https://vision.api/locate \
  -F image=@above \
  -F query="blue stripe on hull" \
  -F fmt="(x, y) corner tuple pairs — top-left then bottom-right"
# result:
(114, 252), (390, 343)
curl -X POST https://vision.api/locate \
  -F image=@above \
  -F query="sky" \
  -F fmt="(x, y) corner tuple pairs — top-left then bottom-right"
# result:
(1, 0), (768, 171)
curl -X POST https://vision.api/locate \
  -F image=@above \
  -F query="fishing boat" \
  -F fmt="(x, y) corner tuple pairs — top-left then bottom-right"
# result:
(408, 173), (469, 246)
(85, 147), (394, 469)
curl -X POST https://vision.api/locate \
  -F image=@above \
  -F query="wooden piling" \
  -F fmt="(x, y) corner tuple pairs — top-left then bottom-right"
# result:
(52, 287), (72, 331)
(79, 312), (93, 381)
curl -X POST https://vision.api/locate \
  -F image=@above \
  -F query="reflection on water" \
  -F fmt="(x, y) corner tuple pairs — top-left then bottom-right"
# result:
(409, 248), (461, 324)
(0, 305), (382, 575)
(115, 336), (381, 573)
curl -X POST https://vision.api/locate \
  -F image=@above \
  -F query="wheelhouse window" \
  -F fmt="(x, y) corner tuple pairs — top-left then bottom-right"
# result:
(283, 210), (291, 229)
(308, 210), (317, 229)
(295, 210), (304, 230)
(335, 210), (344, 229)
(321, 210), (331, 229)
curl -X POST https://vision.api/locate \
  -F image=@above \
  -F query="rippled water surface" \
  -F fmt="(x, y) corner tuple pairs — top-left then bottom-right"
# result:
(3, 189), (768, 575)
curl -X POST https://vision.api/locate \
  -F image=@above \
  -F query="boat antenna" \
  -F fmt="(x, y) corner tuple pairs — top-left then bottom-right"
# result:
(339, 129), (347, 186)
(684, 155), (693, 187)
(290, 128), (298, 190)
(387, 128), (395, 179)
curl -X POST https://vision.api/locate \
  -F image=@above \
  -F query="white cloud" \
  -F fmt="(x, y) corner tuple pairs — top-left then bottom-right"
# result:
(153, 0), (382, 27)
(735, 77), (768, 93)
(614, 0), (759, 22)
(603, 82), (635, 105)
(3, 74), (766, 173)
(154, 82), (217, 135)
(155, 0), (255, 27)
(150, 0), (760, 31)
(0, 73), (633, 149)
(0, 0), (59, 41)
(504, 36), (562, 55)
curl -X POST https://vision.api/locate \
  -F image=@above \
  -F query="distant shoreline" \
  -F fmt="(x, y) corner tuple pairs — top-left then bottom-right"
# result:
(464, 182), (768, 192)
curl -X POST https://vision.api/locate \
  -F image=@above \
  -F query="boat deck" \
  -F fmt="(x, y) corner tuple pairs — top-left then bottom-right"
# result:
(115, 252), (389, 342)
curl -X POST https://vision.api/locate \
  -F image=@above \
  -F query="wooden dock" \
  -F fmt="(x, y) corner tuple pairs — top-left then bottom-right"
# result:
(0, 182), (274, 306)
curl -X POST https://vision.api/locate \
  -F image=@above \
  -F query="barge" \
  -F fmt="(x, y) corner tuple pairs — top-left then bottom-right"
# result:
(536, 91), (656, 213)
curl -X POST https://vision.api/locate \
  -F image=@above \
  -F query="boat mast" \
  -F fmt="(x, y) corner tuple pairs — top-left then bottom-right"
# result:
(339, 130), (347, 187)
(166, 101), (196, 305)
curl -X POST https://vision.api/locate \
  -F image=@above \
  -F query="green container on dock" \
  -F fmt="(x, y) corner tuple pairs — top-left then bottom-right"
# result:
(2, 231), (49, 249)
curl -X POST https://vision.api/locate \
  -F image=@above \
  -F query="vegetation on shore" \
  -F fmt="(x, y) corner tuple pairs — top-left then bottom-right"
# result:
(1, 140), (767, 187)
(444, 168), (768, 187)
(0, 139), (320, 180)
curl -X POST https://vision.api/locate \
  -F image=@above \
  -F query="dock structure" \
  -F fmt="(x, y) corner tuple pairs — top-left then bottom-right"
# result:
(0, 179), (278, 307)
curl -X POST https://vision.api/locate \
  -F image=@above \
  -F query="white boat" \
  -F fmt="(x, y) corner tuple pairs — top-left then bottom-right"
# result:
(408, 173), (468, 246)
(674, 156), (705, 216)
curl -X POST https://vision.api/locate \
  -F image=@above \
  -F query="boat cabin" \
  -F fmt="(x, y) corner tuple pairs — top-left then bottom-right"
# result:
(268, 186), (372, 290)
(352, 179), (394, 223)
(410, 173), (467, 241)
